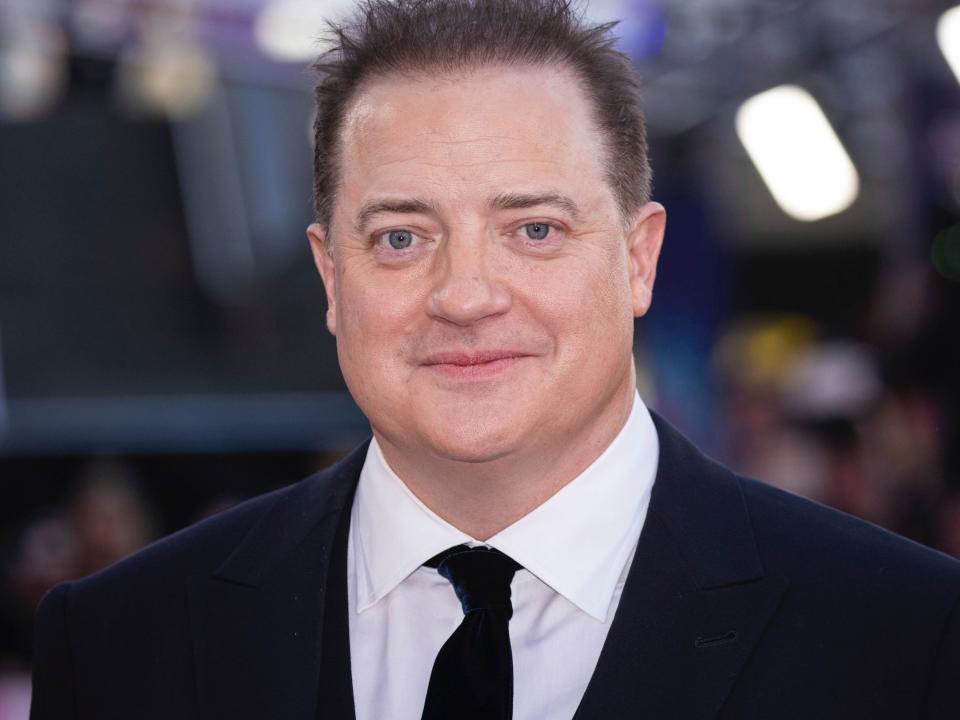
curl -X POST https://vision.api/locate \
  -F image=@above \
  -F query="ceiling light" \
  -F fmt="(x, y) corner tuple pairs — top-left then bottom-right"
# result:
(938, 6), (960, 85)
(736, 85), (860, 222)
(115, 38), (216, 119)
(255, 0), (354, 63)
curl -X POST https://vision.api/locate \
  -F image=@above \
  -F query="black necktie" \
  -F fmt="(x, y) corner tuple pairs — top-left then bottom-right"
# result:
(421, 545), (523, 720)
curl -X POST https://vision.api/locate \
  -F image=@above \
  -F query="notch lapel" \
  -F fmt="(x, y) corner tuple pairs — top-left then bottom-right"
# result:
(574, 415), (789, 719)
(187, 443), (367, 720)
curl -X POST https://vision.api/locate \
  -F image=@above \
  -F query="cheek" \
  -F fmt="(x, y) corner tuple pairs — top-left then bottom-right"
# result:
(335, 267), (425, 364)
(525, 251), (633, 345)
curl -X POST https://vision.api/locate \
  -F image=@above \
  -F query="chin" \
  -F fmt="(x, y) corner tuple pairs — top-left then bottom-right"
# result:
(432, 440), (516, 465)
(419, 410), (526, 465)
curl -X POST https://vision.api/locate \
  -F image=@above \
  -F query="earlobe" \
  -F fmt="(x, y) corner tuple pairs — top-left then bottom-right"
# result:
(306, 223), (338, 335)
(627, 202), (666, 318)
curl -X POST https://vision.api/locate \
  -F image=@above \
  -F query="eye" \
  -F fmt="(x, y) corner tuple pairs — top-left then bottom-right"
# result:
(522, 222), (551, 240)
(381, 229), (416, 250)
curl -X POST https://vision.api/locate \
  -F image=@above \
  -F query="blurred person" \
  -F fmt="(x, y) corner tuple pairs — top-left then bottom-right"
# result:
(0, 514), (77, 720)
(0, 462), (152, 720)
(3, 460), (153, 667)
(856, 387), (946, 545)
(31, 1), (960, 719)
(779, 342), (891, 525)
(7, 516), (77, 621)
(720, 328), (945, 543)
(70, 459), (155, 578)
(868, 260), (960, 489)
(713, 316), (830, 500)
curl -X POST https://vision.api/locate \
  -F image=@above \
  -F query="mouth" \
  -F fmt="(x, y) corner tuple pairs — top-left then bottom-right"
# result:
(420, 350), (532, 379)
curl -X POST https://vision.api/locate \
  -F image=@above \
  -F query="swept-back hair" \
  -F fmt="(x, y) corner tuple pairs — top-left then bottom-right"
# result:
(312, 0), (651, 232)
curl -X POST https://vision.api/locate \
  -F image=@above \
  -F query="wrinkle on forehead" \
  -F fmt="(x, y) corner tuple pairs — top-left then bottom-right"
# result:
(436, 135), (519, 145)
(352, 127), (566, 167)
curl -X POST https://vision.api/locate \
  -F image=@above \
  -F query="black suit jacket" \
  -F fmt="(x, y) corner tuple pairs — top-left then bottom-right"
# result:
(31, 414), (960, 718)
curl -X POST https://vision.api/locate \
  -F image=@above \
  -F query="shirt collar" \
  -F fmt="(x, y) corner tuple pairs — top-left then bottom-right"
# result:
(351, 391), (659, 622)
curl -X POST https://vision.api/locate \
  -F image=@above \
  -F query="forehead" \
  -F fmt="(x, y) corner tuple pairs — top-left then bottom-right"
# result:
(334, 63), (613, 219)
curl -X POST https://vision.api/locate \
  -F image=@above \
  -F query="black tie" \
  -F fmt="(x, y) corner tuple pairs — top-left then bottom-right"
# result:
(421, 545), (523, 720)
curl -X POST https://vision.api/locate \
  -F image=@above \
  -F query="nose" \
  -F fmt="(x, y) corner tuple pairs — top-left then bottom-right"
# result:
(425, 231), (511, 326)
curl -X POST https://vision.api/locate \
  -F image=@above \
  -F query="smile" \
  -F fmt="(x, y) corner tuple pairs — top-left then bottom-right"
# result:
(420, 350), (532, 380)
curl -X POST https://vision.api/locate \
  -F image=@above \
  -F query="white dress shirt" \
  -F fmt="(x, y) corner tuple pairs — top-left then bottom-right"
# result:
(347, 392), (660, 720)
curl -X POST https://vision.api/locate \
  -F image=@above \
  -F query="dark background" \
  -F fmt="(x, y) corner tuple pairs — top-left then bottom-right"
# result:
(0, 0), (958, 714)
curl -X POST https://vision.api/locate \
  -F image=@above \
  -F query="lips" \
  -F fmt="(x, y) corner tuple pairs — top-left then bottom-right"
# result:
(420, 349), (532, 379)
(421, 350), (530, 366)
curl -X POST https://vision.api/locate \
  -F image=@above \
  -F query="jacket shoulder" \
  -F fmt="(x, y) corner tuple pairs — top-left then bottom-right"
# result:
(737, 473), (960, 598)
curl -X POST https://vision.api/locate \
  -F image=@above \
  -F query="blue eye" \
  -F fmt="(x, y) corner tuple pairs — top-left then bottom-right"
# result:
(386, 230), (414, 249)
(523, 223), (550, 240)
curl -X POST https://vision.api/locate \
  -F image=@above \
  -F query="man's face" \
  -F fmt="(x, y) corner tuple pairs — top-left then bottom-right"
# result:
(308, 64), (664, 466)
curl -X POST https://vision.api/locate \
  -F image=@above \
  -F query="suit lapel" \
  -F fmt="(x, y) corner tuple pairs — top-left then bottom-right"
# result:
(574, 414), (789, 719)
(187, 443), (367, 720)
(183, 412), (786, 718)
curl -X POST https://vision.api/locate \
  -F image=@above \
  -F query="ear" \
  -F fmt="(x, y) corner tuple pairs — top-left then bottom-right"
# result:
(306, 223), (337, 335)
(626, 202), (666, 318)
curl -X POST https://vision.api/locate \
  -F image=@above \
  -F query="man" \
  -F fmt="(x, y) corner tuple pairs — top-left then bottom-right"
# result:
(31, 0), (960, 718)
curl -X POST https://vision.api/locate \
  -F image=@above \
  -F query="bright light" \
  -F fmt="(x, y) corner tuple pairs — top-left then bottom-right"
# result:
(736, 85), (860, 222)
(116, 39), (216, 119)
(938, 6), (960, 85)
(255, 0), (354, 63)
(0, 24), (67, 121)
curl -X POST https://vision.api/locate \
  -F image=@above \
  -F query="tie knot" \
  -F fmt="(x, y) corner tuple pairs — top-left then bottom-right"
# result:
(425, 546), (522, 616)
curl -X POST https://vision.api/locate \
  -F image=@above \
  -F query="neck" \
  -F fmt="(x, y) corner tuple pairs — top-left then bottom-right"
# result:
(375, 383), (637, 541)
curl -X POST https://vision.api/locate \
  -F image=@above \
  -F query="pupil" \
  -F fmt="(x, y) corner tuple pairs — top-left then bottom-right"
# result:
(389, 230), (412, 249)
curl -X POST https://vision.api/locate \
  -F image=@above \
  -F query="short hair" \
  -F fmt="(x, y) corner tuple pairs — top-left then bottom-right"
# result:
(311, 0), (652, 233)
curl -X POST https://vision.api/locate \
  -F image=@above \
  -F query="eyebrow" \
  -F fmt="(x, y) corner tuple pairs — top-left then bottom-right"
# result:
(355, 198), (438, 235)
(353, 190), (582, 235)
(488, 192), (581, 219)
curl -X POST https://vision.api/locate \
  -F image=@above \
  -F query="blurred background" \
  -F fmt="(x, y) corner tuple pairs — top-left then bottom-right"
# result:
(0, 0), (958, 713)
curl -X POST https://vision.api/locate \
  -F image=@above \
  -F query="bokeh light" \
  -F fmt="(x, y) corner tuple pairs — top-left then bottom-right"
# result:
(736, 85), (861, 222)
